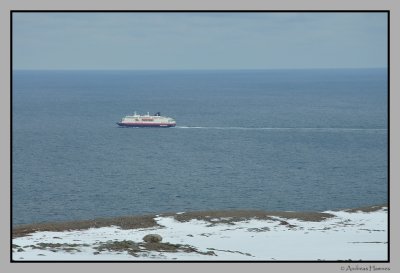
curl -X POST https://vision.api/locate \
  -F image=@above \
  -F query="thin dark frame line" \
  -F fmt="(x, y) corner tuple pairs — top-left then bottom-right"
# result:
(9, 10), (389, 12)
(10, 10), (13, 264)
(10, 10), (390, 263)
(387, 11), (390, 263)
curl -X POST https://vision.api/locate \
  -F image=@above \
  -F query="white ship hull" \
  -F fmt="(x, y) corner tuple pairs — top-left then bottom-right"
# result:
(117, 112), (176, 128)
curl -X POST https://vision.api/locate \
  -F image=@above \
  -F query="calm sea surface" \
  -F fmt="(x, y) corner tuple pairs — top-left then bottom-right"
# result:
(12, 69), (388, 225)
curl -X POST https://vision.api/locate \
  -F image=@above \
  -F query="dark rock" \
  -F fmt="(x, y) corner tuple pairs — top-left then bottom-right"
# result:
(143, 234), (162, 243)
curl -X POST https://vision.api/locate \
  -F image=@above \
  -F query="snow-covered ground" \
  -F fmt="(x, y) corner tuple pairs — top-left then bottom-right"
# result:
(12, 208), (388, 261)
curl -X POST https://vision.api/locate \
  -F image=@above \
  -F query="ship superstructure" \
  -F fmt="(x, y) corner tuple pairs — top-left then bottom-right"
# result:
(117, 112), (176, 127)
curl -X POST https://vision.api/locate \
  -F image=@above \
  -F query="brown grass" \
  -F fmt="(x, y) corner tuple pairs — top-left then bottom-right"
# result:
(94, 240), (216, 256)
(13, 204), (386, 238)
(12, 215), (159, 238)
(162, 210), (335, 225)
(342, 204), (388, 213)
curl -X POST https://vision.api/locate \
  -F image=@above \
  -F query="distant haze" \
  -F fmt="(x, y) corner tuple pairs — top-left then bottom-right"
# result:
(12, 12), (387, 70)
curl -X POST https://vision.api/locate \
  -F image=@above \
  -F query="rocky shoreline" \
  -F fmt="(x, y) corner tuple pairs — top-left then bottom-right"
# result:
(12, 204), (388, 261)
(14, 204), (386, 238)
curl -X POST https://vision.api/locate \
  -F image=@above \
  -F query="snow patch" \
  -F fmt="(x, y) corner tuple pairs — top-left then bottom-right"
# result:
(12, 208), (388, 261)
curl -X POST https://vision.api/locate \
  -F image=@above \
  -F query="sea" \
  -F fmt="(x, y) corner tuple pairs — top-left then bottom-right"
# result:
(12, 69), (388, 225)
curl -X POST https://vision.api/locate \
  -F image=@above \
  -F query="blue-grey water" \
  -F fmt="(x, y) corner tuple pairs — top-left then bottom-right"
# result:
(12, 69), (388, 225)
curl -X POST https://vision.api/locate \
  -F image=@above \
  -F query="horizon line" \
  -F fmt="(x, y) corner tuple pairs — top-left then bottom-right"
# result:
(12, 67), (387, 71)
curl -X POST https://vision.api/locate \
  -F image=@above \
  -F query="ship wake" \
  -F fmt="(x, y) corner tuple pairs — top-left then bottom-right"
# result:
(176, 126), (387, 132)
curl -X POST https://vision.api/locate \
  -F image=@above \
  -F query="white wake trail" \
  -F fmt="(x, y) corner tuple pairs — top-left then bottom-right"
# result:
(175, 126), (387, 132)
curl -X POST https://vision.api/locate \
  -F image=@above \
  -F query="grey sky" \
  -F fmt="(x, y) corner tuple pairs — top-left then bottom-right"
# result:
(12, 12), (388, 70)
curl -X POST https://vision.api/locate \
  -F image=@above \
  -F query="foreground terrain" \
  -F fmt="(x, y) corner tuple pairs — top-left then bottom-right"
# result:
(12, 205), (388, 261)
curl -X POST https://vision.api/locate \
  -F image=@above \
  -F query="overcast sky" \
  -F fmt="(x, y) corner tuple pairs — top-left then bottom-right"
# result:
(12, 12), (388, 70)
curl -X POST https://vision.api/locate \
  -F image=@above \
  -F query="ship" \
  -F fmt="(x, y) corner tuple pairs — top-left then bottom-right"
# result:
(117, 112), (176, 127)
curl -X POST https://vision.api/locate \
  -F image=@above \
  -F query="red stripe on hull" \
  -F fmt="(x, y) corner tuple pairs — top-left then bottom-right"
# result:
(117, 122), (176, 127)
